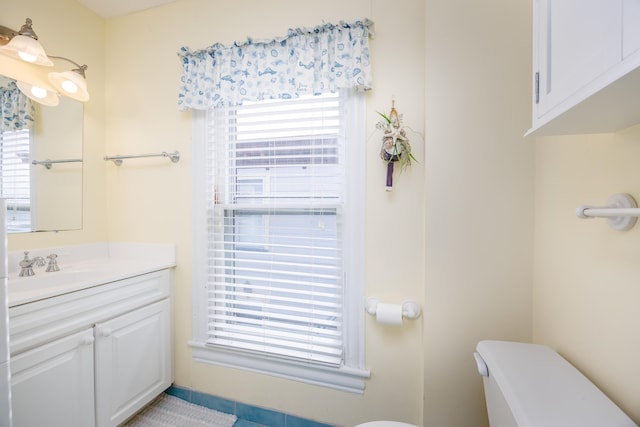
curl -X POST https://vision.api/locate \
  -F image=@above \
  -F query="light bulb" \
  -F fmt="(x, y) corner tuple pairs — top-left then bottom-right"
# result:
(30, 85), (48, 99)
(61, 80), (78, 94)
(17, 51), (37, 63)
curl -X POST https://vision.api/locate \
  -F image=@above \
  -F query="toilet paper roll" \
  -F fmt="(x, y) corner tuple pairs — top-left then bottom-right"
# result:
(375, 303), (403, 326)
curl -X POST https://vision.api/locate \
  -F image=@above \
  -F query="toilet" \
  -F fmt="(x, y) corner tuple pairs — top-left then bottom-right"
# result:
(474, 340), (637, 427)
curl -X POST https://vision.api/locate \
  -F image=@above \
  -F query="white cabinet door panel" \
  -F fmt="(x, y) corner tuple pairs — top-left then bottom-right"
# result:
(623, 0), (640, 58)
(537, 0), (621, 116)
(95, 299), (171, 427)
(11, 329), (95, 427)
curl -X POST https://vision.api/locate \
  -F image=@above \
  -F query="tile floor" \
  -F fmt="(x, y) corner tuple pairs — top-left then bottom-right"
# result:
(166, 385), (334, 427)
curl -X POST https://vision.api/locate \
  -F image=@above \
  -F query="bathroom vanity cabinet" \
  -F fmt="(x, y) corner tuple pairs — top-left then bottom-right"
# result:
(8, 268), (173, 427)
(529, 0), (640, 136)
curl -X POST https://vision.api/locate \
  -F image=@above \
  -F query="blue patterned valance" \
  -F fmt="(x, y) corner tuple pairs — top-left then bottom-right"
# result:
(178, 19), (374, 110)
(1, 78), (35, 131)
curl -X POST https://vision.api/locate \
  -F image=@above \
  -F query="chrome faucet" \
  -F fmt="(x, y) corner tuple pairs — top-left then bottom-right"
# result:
(46, 254), (60, 272)
(18, 251), (46, 277)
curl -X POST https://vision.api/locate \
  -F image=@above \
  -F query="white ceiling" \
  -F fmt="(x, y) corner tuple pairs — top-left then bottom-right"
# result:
(75, 0), (181, 19)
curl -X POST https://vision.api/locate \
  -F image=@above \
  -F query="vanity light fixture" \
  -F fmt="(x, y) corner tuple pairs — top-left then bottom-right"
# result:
(48, 59), (90, 102)
(0, 18), (90, 104)
(0, 18), (52, 66)
(16, 80), (59, 106)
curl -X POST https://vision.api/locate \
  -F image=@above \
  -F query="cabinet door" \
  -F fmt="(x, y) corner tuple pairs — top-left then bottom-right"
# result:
(95, 299), (171, 427)
(536, 0), (622, 117)
(11, 329), (95, 427)
(623, 0), (640, 58)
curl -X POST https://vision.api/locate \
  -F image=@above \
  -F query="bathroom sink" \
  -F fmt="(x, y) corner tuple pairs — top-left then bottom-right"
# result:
(10, 268), (102, 290)
(8, 267), (110, 307)
(7, 242), (176, 307)
(7, 261), (136, 307)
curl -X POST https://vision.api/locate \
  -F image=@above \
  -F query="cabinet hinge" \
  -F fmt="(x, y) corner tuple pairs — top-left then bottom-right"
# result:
(534, 72), (540, 104)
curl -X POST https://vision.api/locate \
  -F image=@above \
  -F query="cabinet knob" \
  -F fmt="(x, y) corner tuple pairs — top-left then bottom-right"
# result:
(82, 336), (95, 345)
(99, 327), (112, 338)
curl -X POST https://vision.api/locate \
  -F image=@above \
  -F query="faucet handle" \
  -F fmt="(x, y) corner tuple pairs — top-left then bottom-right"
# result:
(19, 251), (31, 267)
(46, 254), (60, 272)
(18, 251), (44, 277)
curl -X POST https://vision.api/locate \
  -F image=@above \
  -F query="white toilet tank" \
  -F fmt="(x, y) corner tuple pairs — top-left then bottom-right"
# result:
(474, 340), (637, 427)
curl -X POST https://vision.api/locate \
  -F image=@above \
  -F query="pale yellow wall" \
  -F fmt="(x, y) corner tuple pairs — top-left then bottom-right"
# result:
(424, 0), (534, 425)
(103, 1), (425, 426)
(5, 0), (108, 249)
(534, 126), (640, 423)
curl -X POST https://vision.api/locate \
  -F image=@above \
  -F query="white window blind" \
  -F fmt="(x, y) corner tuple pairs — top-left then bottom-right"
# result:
(205, 92), (346, 366)
(0, 129), (31, 232)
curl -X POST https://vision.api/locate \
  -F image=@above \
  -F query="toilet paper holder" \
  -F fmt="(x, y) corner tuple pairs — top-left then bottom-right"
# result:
(365, 297), (422, 320)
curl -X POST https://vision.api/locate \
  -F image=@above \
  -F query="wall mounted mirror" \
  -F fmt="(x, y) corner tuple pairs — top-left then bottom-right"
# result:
(0, 79), (83, 233)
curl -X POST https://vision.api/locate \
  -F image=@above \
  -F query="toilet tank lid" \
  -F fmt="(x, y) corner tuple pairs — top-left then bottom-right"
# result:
(475, 341), (637, 427)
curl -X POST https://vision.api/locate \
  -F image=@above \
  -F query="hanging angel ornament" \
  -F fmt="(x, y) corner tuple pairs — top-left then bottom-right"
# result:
(377, 99), (415, 191)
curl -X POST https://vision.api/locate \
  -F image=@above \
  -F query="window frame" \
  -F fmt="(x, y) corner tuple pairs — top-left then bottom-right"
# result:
(190, 89), (369, 393)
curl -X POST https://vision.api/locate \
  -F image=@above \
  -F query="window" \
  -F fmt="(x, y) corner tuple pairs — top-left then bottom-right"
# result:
(191, 90), (369, 392)
(0, 128), (32, 232)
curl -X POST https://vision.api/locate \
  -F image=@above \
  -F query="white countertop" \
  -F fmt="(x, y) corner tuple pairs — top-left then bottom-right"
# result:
(7, 242), (176, 307)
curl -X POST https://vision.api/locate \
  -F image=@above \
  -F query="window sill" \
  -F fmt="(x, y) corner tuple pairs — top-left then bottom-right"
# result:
(189, 340), (370, 394)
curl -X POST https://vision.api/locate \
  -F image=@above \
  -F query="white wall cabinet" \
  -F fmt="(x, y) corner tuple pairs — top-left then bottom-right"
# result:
(529, 0), (640, 135)
(623, 0), (640, 58)
(9, 269), (173, 427)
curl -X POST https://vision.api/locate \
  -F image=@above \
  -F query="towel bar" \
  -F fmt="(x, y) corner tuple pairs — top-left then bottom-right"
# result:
(32, 158), (82, 169)
(576, 193), (639, 230)
(104, 151), (180, 166)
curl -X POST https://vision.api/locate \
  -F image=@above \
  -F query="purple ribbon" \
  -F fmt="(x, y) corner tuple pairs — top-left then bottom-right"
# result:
(386, 161), (394, 190)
